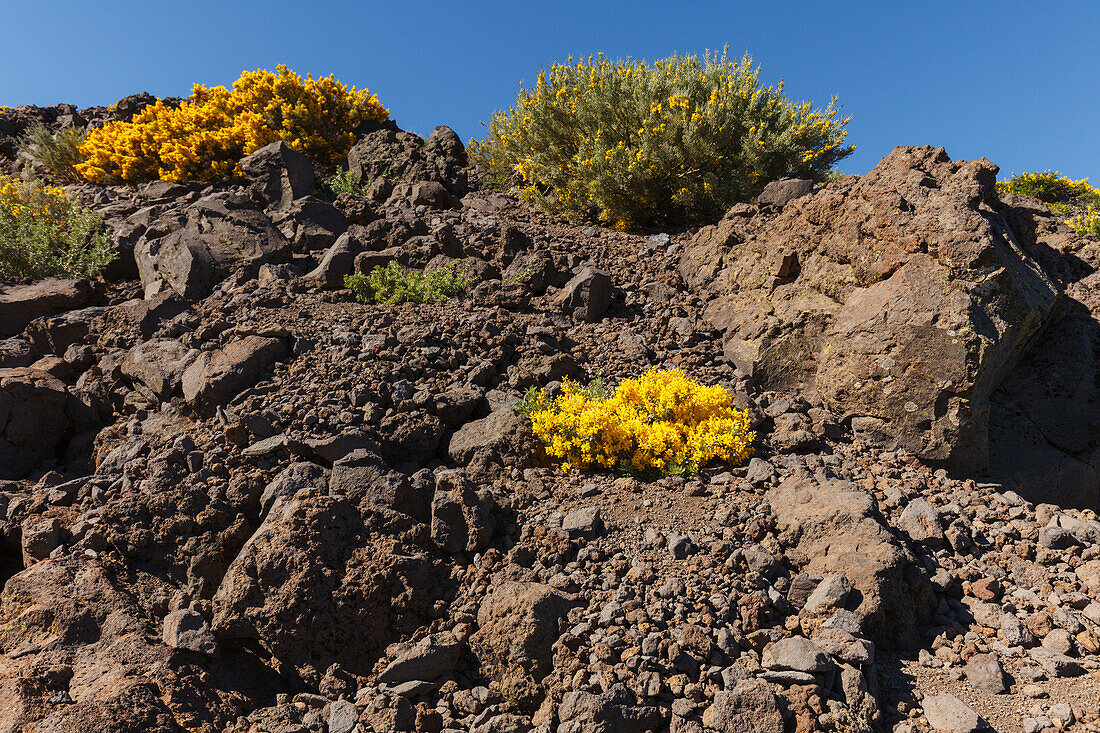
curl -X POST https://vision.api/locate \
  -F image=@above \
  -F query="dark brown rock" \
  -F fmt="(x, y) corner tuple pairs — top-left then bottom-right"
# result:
(469, 580), (578, 712)
(682, 146), (1066, 475)
(181, 335), (286, 414)
(239, 140), (314, 209)
(0, 279), (94, 337)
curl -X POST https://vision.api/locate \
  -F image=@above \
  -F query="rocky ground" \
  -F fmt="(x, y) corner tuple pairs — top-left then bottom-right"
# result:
(2, 101), (1100, 733)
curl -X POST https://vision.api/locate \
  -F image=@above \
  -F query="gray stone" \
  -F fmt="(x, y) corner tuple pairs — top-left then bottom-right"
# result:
(378, 634), (461, 684)
(470, 580), (577, 713)
(163, 609), (218, 656)
(326, 698), (359, 733)
(803, 573), (852, 614)
(1041, 628), (1075, 655)
(261, 462), (328, 514)
(1029, 647), (1083, 677)
(557, 267), (613, 322)
(0, 279), (94, 337)
(899, 498), (945, 545)
(706, 679), (783, 733)
(561, 507), (603, 540)
(745, 457), (776, 484)
(0, 368), (71, 479)
(768, 475), (928, 646)
(239, 140), (314, 209)
(757, 178), (814, 208)
(135, 192), (290, 299)
(306, 231), (359, 289)
(761, 636), (830, 673)
(963, 653), (1006, 694)
(1000, 613), (1034, 647)
(922, 693), (985, 733)
(181, 336), (286, 414)
(24, 306), (105, 355)
(1038, 525), (1077, 549)
(21, 516), (62, 566)
(122, 338), (199, 400)
(430, 472), (492, 553)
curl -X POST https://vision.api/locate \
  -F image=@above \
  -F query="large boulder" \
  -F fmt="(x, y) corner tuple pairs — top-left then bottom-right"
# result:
(122, 338), (200, 401)
(469, 581), (578, 711)
(347, 125), (469, 196)
(24, 306), (105, 355)
(272, 196), (348, 253)
(0, 279), (95, 337)
(239, 140), (314, 209)
(767, 473), (930, 647)
(447, 407), (536, 469)
(181, 335), (286, 414)
(705, 679), (784, 733)
(0, 555), (276, 732)
(557, 267), (613, 322)
(986, 262), (1100, 509)
(135, 192), (290, 299)
(211, 489), (447, 675)
(304, 230), (359, 289)
(682, 146), (1066, 475)
(0, 368), (71, 478)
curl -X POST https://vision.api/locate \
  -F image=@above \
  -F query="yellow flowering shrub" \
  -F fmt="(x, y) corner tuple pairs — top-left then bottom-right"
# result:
(997, 171), (1100, 238)
(520, 368), (755, 475)
(471, 50), (853, 229)
(76, 65), (388, 184)
(0, 175), (113, 279)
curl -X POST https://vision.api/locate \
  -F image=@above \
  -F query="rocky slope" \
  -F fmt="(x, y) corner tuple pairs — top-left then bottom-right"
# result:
(2, 103), (1100, 733)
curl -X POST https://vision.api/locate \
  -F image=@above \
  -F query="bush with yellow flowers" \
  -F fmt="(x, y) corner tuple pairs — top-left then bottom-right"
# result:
(471, 49), (853, 229)
(75, 65), (388, 184)
(518, 368), (755, 476)
(0, 175), (113, 280)
(997, 171), (1100, 238)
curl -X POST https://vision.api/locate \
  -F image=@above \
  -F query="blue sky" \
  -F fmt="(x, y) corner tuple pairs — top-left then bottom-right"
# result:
(2, 0), (1096, 179)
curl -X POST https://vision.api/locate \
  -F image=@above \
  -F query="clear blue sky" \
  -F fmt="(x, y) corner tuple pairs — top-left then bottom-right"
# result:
(3, 1), (1096, 180)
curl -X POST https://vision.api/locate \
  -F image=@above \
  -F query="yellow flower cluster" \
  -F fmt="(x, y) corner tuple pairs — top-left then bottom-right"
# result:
(75, 66), (388, 184)
(997, 171), (1100, 238)
(470, 50), (853, 229)
(0, 176), (72, 224)
(522, 369), (755, 475)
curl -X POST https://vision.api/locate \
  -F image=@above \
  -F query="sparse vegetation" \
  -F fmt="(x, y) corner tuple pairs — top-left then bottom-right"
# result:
(471, 49), (853, 230)
(324, 168), (370, 197)
(18, 124), (88, 183)
(344, 261), (476, 304)
(0, 175), (113, 280)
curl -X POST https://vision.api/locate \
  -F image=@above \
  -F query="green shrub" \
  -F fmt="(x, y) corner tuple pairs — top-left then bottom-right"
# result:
(470, 49), (854, 229)
(998, 171), (1100, 237)
(325, 168), (370, 197)
(344, 261), (475, 304)
(0, 175), (114, 280)
(19, 124), (88, 183)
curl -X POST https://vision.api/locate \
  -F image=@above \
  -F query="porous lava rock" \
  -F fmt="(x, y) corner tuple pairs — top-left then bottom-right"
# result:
(682, 146), (1066, 477)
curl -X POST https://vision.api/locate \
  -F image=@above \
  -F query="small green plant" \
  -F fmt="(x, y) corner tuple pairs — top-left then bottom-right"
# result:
(0, 175), (114, 280)
(19, 124), (89, 183)
(471, 49), (853, 229)
(517, 370), (610, 418)
(998, 171), (1100, 238)
(325, 168), (370, 197)
(344, 261), (476, 304)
